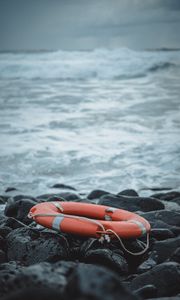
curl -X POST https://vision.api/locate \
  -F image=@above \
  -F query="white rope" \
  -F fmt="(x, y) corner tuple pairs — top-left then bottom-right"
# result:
(105, 229), (150, 256)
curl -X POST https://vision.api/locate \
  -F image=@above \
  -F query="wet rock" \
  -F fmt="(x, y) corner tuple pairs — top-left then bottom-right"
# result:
(141, 210), (180, 227)
(0, 261), (23, 272)
(151, 191), (180, 201)
(0, 234), (5, 247)
(151, 228), (175, 240)
(0, 217), (8, 229)
(0, 261), (23, 297)
(131, 262), (180, 297)
(0, 261), (75, 299)
(0, 250), (6, 264)
(150, 193), (165, 199)
(143, 187), (172, 192)
(134, 284), (157, 299)
(148, 297), (180, 300)
(151, 219), (175, 230)
(65, 263), (139, 300)
(0, 196), (10, 204)
(169, 247), (180, 263)
(12, 195), (37, 202)
(150, 220), (180, 237)
(87, 189), (110, 200)
(7, 228), (69, 265)
(51, 183), (77, 191)
(138, 237), (180, 272)
(0, 235), (6, 251)
(117, 189), (139, 197)
(0, 226), (11, 238)
(56, 192), (81, 201)
(118, 238), (150, 273)
(137, 257), (157, 273)
(83, 248), (128, 275)
(5, 188), (18, 193)
(1, 287), (62, 300)
(172, 197), (180, 205)
(37, 192), (80, 202)
(99, 194), (164, 212)
(5, 199), (36, 224)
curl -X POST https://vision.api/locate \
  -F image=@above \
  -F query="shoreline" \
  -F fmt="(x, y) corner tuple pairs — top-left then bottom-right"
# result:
(0, 187), (179, 299)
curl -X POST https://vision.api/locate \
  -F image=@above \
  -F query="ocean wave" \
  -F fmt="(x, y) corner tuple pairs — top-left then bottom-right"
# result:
(0, 48), (179, 80)
(148, 62), (176, 72)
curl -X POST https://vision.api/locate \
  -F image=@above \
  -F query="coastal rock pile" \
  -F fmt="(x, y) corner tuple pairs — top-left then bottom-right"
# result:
(0, 188), (180, 299)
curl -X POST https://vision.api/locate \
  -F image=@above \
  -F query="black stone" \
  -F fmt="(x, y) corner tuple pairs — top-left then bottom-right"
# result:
(131, 262), (180, 297)
(171, 197), (180, 205)
(5, 188), (18, 193)
(141, 210), (180, 227)
(0, 250), (6, 264)
(87, 190), (110, 200)
(7, 228), (69, 265)
(65, 263), (139, 300)
(169, 247), (180, 263)
(0, 261), (75, 299)
(148, 297), (180, 300)
(137, 257), (157, 273)
(37, 192), (80, 202)
(150, 220), (180, 237)
(134, 284), (157, 299)
(5, 199), (36, 224)
(99, 194), (164, 212)
(117, 189), (139, 197)
(138, 236), (180, 272)
(1, 288), (62, 300)
(0, 196), (10, 204)
(0, 235), (6, 251)
(151, 191), (180, 201)
(83, 248), (128, 275)
(12, 195), (37, 202)
(0, 226), (11, 238)
(51, 183), (77, 191)
(151, 228), (175, 240)
(0, 261), (23, 298)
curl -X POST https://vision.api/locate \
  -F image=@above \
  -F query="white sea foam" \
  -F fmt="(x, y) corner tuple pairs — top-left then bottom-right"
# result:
(0, 48), (180, 196)
(0, 48), (179, 80)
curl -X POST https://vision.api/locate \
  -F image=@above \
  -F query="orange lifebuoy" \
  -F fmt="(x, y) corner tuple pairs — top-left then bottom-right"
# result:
(28, 201), (150, 239)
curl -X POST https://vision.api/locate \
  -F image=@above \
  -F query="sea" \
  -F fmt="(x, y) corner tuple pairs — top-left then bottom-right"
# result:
(0, 48), (180, 197)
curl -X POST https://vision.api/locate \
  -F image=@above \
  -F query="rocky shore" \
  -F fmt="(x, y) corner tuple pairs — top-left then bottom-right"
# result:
(0, 187), (180, 299)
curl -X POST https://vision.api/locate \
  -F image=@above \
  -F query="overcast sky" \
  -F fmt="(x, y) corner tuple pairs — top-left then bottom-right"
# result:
(0, 0), (180, 50)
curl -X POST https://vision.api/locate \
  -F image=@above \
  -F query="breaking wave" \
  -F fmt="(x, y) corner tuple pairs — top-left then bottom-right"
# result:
(0, 48), (179, 80)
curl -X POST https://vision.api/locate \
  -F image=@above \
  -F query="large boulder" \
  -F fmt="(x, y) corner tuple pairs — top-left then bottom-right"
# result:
(83, 248), (128, 275)
(131, 262), (180, 297)
(5, 199), (36, 224)
(151, 191), (180, 201)
(1, 288), (62, 300)
(117, 189), (139, 197)
(37, 192), (80, 202)
(141, 210), (180, 227)
(0, 261), (75, 299)
(51, 183), (77, 191)
(65, 263), (139, 300)
(138, 237), (180, 272)
(87, 190), (110, 200)
(98, 194), (164, 212)
(7, 228), (69, 265)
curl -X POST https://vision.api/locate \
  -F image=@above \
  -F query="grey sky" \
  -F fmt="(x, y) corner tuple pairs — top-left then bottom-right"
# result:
(0, 0), (180, 50)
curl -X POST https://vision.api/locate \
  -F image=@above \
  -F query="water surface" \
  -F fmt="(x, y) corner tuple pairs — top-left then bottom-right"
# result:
(0, 48), (180, 196)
